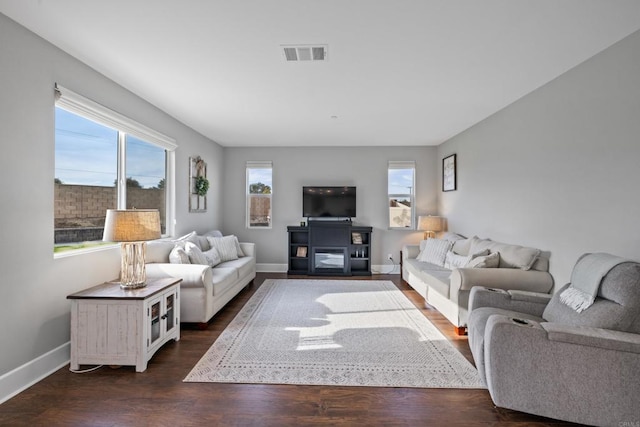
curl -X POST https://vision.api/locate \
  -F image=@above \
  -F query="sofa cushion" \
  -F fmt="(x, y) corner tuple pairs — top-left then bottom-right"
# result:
(218, 255), (255, 279)
(444, 251), (472, 269)
(210, 267), (239, 296)
(185, 242), (208, 265)
(452, 237), (476, 256)
(467, 252), (500, 268)
(173, 231), (201, 249)
(444, 249), (490, 269)
(207, 236), (239, 262)
(404, 258), (451, 298)
(203, 247), (222, 267)
(417, 238), (453, 266)
(469, 237), (540, 270)
(169, 245), (190, 264)
(229, 235), (245, 257)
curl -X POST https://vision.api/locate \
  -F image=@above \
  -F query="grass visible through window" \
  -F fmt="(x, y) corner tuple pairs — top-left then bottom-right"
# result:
(54, 242), (114, 253)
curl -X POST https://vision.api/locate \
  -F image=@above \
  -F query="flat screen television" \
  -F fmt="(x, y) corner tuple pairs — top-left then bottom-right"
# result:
(303, 186), (356, 218)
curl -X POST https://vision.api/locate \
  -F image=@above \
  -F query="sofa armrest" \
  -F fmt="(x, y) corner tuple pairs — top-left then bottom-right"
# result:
(451, 267), (554, 294)
(145, 263), (213, 290)
(239, 242), (255, 258)
(469, 286), (552, 317)
(402, 244), (420, 260)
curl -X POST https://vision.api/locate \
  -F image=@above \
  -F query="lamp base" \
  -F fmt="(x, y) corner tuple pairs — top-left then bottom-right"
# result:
(120, 242), (147, 289)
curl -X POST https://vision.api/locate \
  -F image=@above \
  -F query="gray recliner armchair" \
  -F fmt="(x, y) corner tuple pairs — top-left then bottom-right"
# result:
(467, 253), (640, 426)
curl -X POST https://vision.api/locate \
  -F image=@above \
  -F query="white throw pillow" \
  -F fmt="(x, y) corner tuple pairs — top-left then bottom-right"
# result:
(444, 251), (472, 269)
(169, 245), (190, 264)
(203, 247), (222, 267)
(417, 238), (453, 266)
(206, 236), (239, 262)
(185, 242), (208, 265)
(229, 235), (245, 257)
(467, 252), (500, 268)
(443, 249), (490, 269)
(173, 231), (200, 249)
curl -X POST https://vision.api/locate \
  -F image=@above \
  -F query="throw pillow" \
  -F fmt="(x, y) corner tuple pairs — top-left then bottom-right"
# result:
(202, 230), (224, 238)
(229, 235), (245, 257)
(467, 252), (500, 268)
(416, 238), (453, 267)
(173, 231), (201, 249)
(206, 235), (239, 262)
(185, 242), (208, 265)
(444, 251), (471, 269)
(169, 245), (190, 264)
(203, 247), (222, 267)
(443, 249), (490, 269)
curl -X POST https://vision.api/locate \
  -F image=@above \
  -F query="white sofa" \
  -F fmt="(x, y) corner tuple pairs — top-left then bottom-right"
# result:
(402, 234), (553, 333)
(144, 230), (256, 326)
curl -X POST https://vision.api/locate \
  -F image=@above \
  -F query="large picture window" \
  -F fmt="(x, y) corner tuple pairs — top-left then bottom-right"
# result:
(54, 85), (176, 254)
(388, 161), (415, 229)
(246, 161), (272, 228)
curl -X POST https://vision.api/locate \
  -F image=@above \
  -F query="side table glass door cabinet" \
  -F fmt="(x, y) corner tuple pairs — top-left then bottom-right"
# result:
(67, 277), (181, 372)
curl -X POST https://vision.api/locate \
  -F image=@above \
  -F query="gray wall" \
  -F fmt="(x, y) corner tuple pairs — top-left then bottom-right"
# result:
(0, 13), (223, 377)
(222, 146), (439, 269)
(438, 29), (640, 287)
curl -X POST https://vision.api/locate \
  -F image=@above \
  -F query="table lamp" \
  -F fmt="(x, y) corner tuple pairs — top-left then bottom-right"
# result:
(103, 209), (161, 289)
(417, 215), (443, 239)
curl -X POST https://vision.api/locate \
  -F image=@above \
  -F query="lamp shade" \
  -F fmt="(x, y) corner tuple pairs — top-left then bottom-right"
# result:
(417, 215), (443, 232)
(103, 209), (161, 242)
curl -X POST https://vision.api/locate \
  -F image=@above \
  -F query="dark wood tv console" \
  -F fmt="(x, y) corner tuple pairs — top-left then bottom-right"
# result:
(287, 221), (372, 276)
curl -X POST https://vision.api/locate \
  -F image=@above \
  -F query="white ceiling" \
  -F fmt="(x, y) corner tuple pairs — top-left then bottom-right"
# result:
(2, 1), (640, 147)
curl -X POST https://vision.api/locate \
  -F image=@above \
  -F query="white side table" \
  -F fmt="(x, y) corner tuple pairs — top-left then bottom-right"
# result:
(67, 277), (181, 372)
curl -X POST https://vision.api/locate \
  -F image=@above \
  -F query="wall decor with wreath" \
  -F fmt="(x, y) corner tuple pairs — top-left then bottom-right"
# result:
(189, 156), (209, 212)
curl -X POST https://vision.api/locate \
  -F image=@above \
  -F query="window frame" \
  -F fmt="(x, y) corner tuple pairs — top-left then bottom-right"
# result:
(246, 161), (273, 229)
(54, 84), (177, 256)
(387, 161), (416, 230)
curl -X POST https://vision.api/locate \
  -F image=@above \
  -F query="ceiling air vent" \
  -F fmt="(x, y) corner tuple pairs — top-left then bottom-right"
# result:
(282, 45), (328, 62)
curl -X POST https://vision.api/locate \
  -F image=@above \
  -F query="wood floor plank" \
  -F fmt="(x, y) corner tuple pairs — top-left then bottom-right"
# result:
(0, 274), (577, 426)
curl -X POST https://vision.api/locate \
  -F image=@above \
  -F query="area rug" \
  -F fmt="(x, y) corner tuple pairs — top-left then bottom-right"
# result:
(184, 279), (484, 388)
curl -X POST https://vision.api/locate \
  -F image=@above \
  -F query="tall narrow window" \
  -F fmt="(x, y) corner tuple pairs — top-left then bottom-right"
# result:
(246, 161), (273, 228)
(54, 85), (176, 254)
(388, 161), (415, 229)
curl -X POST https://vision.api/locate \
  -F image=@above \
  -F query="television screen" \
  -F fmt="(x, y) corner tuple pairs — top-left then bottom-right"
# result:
(303, 186), (356, 218)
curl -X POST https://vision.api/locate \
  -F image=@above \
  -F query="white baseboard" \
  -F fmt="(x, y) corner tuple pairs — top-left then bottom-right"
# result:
(372, 264), (401, 275)
(0, 342), (70, 404)
(257, 263), (288, 273)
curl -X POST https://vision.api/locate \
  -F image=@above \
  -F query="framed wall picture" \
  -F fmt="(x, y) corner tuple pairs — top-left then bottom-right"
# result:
(442, 154), (457, 192)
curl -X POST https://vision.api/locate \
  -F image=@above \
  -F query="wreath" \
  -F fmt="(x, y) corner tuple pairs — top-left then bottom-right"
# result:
(194, 175), (209, 196)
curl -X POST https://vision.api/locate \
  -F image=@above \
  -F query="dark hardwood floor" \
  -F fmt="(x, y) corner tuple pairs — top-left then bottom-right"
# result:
(0, 273), (578, 426)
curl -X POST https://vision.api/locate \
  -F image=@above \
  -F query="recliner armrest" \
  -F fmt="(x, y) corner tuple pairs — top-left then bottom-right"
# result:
(542, 323), (640, 354)
(469, 286), (551, 317)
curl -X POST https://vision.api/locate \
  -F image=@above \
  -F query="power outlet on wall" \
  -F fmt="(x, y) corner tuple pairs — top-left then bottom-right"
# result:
(387, 253), (393, 261)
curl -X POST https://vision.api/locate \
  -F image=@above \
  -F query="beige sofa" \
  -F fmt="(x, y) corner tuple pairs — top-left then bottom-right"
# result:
(144, 230), (256, 326)
(402, 234), (553, 333)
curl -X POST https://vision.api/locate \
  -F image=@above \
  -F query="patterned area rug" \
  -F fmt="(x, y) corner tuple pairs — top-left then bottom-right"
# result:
(184, 279), (484, 388)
